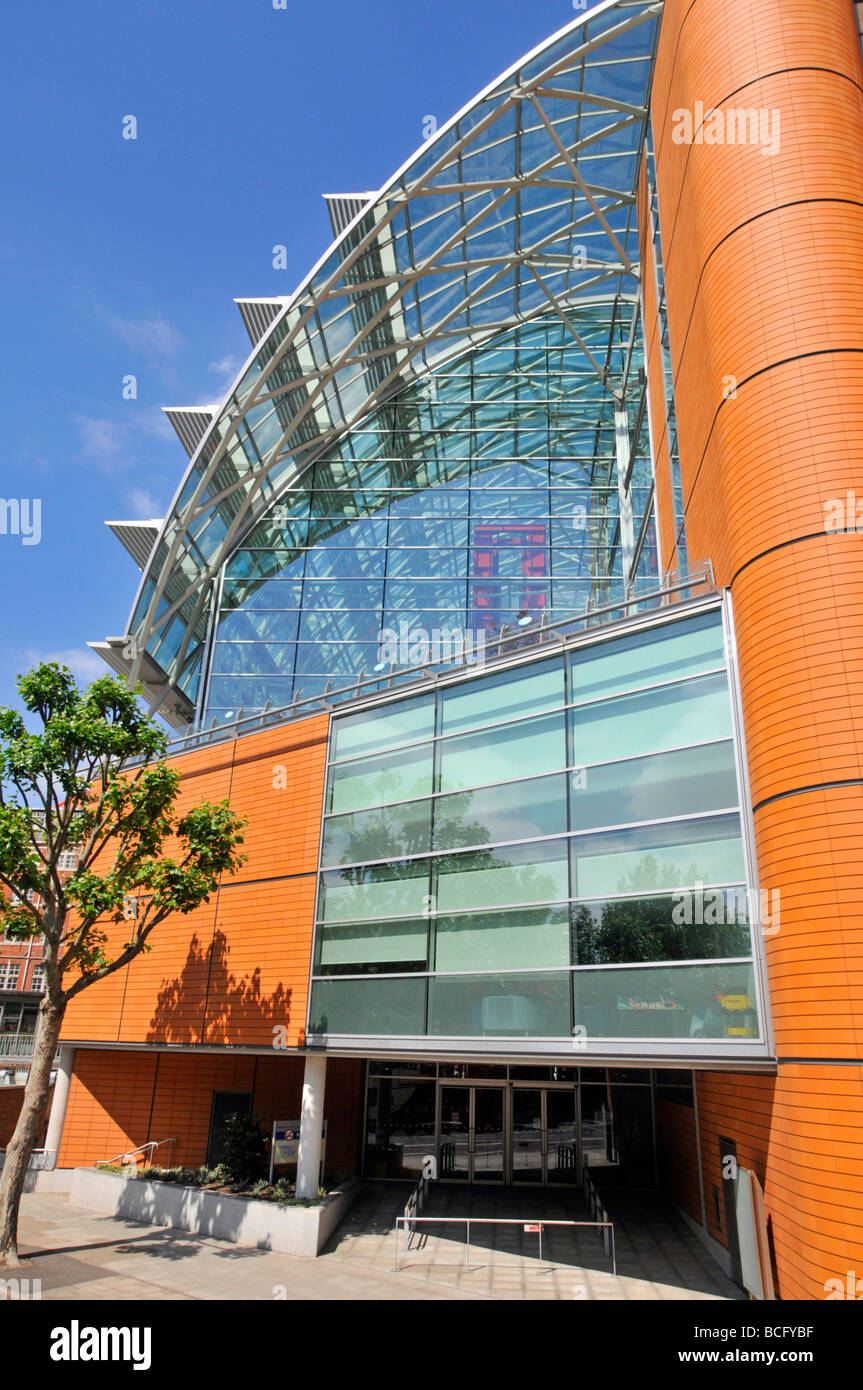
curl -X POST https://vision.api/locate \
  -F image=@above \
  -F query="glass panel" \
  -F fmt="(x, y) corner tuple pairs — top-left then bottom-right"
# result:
(317, 918), (428, 969)
(570, 610), (725, 704)
(512, 1089), (543, 1183)
(439, 711), (566, 793)
(434, 905), (569, 972)
(572, 962), (759, 1040)
(428, 971), (571, 1037)
(473, 1087), (505, 1182)
(438, 658), (564, 735)
(572, 891), (751, 965)
(322, 800), (432, 865)
(364, 1079), (437, 1180)
(435, 839), (569, 914)
(581, 1083), (654, 1186)
(332, 693), (435, 761)
(308, 975), (426, 1035)
(439, 1086), (471, 1179)
(571, 673), (733, 765)
(570, 742), (738, 831)
(328, 744), (433, 814)
(571, 815), (745, 900)
(546, 1090), (579, 1184)
(433, 774), (567, 849)
(319, 858), (430, 922)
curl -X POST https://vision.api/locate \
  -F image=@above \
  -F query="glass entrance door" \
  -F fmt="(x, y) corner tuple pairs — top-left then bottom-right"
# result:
(472, 1087), (504, 1182)
(512, 1089), (544, 1182)
(511, 1088), (579, 1184)
(546, 1089), (579, 1184)
(439, 1085), (504, 1182)
(440, 1085), (471, 1179)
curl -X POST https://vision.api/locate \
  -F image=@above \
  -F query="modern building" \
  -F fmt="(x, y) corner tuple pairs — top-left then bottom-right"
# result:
(41, 0), (863, 1299)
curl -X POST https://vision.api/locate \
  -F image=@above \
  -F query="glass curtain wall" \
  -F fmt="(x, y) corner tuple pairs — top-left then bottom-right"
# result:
(309, 606), (762, 1047)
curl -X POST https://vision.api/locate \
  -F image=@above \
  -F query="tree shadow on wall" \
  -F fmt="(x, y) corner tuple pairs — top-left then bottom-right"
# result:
(146, 931), (292, 1046)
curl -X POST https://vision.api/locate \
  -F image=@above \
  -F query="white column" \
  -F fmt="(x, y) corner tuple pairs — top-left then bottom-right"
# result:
(43, 1046), (75, 1168)
(296, 1054), (327, 1199)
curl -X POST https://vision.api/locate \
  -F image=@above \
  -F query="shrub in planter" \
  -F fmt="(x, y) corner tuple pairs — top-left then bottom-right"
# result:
(219, 1113), (268, 1184)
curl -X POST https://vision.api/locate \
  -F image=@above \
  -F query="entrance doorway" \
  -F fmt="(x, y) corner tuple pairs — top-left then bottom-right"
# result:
(439, 1085), (505, 1182)
(206, 1090), (252, 1168)
(511, 1088), (579, 1184)
(361, 1063), (658, 1187)
(438, 1084), (579, 1185)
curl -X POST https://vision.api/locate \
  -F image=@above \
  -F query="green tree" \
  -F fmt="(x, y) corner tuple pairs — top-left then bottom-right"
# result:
(0, 664), (247, 1266)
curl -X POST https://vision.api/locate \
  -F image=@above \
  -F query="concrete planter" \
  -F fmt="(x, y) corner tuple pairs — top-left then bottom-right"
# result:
(68, 1167), (360, 1258)
(0, 1148), (69, 1192)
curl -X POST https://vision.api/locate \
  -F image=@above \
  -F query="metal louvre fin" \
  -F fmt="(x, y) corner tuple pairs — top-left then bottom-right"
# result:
(163, 407), (215, 458)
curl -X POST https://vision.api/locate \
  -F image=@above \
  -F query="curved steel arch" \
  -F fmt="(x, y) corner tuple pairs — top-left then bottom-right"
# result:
(108, 0), (662, 718)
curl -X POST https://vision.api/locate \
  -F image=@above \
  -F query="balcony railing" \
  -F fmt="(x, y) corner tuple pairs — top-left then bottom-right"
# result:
(0, 1034), (37, 1058)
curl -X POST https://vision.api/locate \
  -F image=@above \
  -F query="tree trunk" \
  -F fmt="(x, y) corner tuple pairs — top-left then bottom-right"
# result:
(0, 998), (65, 1267)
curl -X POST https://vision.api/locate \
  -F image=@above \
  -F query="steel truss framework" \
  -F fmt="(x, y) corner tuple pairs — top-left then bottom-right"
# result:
(94, 0), (663, 724)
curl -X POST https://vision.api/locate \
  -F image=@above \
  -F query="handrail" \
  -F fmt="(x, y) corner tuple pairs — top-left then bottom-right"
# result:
(95, 1137), (178, 1171)
(403, 1155), (436, 1235)
(131, 563), (715, 763)
(582, 1154), (613, 1260)
(393, 1215), (616, 1276)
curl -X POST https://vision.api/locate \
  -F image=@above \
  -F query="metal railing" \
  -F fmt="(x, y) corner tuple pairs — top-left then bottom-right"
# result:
(403, 1162), (433, 1234)
(393, 1215), (616, 1276)
(0, 1146), (57, 1172)
(0, 1035), (61, 1061)
(582, 1156), (613, 1260)
(0, 1035), (37, 1058)
(95, 1137), (178, 1171)
(139, 562), (715, 762)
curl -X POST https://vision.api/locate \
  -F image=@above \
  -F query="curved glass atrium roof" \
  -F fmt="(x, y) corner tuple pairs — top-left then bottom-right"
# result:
(92, 0), (666, 729)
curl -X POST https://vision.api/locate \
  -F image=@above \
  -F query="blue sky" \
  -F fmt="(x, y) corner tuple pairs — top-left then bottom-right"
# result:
(0, 0), (599, 714)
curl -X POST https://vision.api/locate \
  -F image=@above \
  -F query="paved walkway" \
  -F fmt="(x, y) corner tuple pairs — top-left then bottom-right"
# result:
(325, 1184), (743, 1301)
(13, 1184), (741, 1301)
(14, 1194), (486, 1301)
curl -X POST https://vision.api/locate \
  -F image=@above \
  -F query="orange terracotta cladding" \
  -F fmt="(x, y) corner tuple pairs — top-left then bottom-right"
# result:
(695, 1067), (863, 1300)
(656, 1098), (701, 1224)
(61, 710), (329, 1051)
(651, 0), (863, 1298)
(57, 1047), (362, 1174)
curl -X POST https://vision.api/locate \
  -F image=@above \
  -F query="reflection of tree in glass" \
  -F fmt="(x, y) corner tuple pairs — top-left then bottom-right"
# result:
(574, 857), (750, 965)
(433, 842), (557, 909)
(335, 800), (557, 919)
(432, 791), (492, 853)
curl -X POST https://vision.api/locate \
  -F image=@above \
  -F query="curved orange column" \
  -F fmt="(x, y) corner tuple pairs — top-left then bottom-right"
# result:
(652, 0), (863, 1296)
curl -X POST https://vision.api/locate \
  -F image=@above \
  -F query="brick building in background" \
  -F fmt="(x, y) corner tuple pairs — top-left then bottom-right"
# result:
(0, 928), (47, 1087)
(28, 1), (863, 1300)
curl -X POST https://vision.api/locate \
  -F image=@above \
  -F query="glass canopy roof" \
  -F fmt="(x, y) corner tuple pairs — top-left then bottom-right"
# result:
(102, 0), (663, 723)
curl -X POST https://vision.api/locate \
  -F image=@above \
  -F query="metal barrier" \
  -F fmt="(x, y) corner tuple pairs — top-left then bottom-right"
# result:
(394, 1215), (616, 1276)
